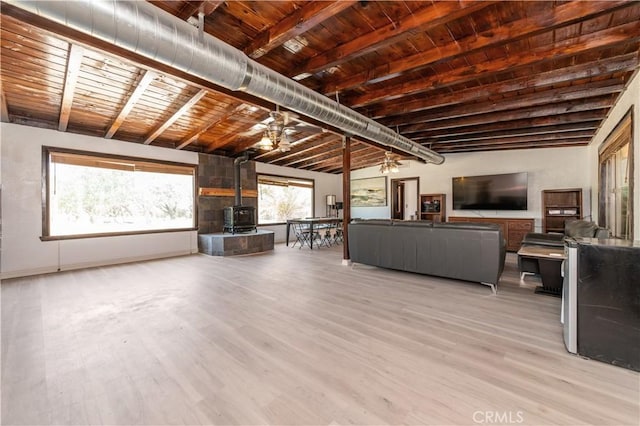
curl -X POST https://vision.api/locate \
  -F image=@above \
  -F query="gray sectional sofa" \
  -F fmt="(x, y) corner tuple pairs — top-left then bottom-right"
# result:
(348, 219), (506, 293)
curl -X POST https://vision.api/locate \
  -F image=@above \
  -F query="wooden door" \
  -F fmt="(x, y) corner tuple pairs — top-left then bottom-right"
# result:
(392, 181), (405, 219)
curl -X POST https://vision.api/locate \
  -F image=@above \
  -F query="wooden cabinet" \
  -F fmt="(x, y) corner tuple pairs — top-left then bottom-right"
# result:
(542, 188), (582, 233)
(448, 216), (534, 251)
(420, 194), (446, 222)
(506, 220), (535, 252)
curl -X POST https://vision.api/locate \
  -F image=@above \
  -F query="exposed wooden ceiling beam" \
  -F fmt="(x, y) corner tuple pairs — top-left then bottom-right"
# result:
(382, 80), (624, 128)
(144, 88), (207, 145)
(282, 138), (382, 170)
(420, 122), (600, 144)
(296, 144), (372, 169)
(277, 140), (344, 167)
(401, 97), (615, 134)
(409, 111), (608, 140)
(430, 131), (594, 149)
(0, 87), (9, 122)
(58, 44), (84, 131)
(314, 158), (381, 173)
(177, 102), (245, 149)
(350, 146), (388, 162)
(436, 139), (591, 153)
(367, 53), (638, 119)
(205, 132), (240, 153)
(200, 1), (223, 16)
(290, 1), (494, 79)
(105, 69), (157, 139)
(244, 1), (356, 59)
(348, 20), (640, 108)
(310, 147), (385, 173)
(323, 0), (632, 95)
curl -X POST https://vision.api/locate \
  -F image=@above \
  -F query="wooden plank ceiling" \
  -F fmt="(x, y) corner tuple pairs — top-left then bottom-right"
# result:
(1, 1), (639, 174)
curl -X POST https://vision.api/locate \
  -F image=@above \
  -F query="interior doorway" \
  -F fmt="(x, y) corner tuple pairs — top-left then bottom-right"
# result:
(391, 177), (420, 220)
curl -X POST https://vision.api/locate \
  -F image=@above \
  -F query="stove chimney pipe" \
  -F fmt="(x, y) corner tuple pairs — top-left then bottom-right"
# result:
(233, 151), (250, 206)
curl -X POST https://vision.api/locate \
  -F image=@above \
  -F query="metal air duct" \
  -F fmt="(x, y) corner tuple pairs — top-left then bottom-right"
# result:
(7, 0), (445, 165)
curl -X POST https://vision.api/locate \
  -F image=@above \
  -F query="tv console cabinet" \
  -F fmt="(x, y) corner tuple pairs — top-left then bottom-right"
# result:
(448, 217), (534, 251)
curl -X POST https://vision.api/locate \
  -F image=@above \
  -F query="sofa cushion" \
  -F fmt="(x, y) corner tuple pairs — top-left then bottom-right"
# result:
(565, 220), (599, 238)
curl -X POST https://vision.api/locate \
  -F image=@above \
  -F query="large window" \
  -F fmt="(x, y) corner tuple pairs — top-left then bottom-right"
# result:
(258, 174), (314, 224)
(599, 110), (634, 239)
(43, 147), (196, 239)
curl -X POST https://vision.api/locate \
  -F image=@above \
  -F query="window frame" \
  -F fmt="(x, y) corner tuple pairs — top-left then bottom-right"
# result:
(257, 173), (315, 226)
(41, 146), (198, 241)
(598, 108), (634, 239)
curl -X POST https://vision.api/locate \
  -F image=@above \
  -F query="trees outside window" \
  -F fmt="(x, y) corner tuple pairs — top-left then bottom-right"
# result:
(44, 148), (196, 238)
(599, 111), (633, 239)
(258, 175), (314, 224)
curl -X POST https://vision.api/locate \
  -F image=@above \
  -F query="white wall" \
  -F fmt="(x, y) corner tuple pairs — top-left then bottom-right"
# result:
(348, 146), (591, 232)
(0, 130), (3, 278)
(1, 123), (200, 279)
(255, 162), (342, 242)
(587, 70), (639, 240)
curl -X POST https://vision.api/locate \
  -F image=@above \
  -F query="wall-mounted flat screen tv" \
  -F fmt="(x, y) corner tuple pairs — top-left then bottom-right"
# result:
(452, 172), (528, 210)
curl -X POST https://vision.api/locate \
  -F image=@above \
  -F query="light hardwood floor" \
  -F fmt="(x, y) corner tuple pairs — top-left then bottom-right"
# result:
(2, 245), (638, 425)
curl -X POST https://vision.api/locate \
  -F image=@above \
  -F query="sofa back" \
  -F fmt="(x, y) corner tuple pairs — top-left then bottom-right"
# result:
(565, 220), (610, 239)
(348, 220), (505, 285)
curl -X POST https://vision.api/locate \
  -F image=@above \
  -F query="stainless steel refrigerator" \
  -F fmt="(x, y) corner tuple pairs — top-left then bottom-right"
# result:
(563, 237), (640, 371)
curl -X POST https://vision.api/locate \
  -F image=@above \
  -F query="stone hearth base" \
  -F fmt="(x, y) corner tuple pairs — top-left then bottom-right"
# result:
(198, 230), (274, 256)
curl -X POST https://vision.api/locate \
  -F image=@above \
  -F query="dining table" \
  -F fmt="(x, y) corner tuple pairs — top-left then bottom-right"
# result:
(285, 217), (342, 249)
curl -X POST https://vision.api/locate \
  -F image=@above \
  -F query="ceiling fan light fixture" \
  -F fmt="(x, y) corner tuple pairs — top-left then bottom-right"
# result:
(278, 133), (291, 152)
(380, 151), (400, 174)
(267, 111), (285, 142)
(258, 131), (274, 150)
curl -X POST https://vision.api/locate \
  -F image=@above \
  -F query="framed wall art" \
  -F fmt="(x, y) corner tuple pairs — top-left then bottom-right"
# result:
(351, 176), (387, 207)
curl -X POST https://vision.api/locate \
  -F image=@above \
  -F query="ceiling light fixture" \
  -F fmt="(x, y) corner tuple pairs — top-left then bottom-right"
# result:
(380, 151), (401, 174)
(258, 131), (274, 150)
(278, 132), (291, 152)
(257, 109), (292, 152)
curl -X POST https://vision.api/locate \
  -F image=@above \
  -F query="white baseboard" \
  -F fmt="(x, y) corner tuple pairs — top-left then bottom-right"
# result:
(1, 250), (192, 280)
(1, 265), (59, 280)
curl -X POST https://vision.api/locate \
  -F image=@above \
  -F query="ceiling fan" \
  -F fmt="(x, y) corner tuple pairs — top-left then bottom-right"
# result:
(252, 107), (324, 152)
(379, 151), (405, 174)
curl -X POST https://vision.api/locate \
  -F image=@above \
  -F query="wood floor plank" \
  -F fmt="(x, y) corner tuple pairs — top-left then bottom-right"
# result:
(1, 246), (638, 425)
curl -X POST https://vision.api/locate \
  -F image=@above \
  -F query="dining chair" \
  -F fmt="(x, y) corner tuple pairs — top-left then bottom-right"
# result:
(318, 223), (335, 247)
(333, 222), (344, 244)
(291, 222), (313, 249)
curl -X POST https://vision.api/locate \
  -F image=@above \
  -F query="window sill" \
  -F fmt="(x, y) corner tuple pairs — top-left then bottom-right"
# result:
(40, 227), (198, 241)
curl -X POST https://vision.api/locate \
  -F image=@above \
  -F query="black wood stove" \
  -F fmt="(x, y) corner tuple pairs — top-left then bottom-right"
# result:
(223, 206), (256, 234)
